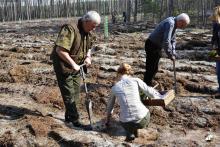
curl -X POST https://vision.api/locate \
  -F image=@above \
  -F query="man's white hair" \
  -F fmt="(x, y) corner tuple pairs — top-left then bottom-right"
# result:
(176, 13), (190, 24)
(82, 11), (101, 25)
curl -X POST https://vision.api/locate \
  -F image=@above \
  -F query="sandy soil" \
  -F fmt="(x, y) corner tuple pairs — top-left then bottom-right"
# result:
(0, 18), (219, 146)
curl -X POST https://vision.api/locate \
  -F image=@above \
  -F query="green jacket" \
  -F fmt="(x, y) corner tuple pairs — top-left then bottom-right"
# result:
(51, 18), (94, 74)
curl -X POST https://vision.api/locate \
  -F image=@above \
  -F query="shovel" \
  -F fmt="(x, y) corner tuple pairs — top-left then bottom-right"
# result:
(80, 64), (93, 129)
(78, 46), (102, 128)
(173, 59), (177, 94)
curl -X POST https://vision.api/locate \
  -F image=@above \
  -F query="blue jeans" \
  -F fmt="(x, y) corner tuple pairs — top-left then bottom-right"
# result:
(216, 61), (220, 92)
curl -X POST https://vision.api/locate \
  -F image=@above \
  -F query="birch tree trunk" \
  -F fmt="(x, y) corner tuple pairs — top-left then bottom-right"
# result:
(202, 0), (205, 26)
(0, 0), (216, 25)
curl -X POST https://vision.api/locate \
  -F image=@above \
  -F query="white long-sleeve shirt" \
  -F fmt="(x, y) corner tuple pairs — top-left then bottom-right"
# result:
(106, 75), (162, 123)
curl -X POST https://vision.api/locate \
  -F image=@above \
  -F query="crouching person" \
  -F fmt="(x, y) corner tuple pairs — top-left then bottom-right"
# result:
(105, 63), (163, 142)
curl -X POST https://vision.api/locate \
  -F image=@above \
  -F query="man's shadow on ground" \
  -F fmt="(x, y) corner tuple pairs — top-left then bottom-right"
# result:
(0, 104), (43, 120)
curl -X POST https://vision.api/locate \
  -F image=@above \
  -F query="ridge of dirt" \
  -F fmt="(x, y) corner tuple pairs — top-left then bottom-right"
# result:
(0, 19), (220, 146)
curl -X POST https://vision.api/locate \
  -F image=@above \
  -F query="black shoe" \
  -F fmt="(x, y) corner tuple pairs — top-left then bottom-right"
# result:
(64, 112), (71, 123)
(72, 121), (93, 131)
(134, 129), (138, 137)
(125, 133), (135, 142)
(65, 117), (71, 123)
(72, 121), (84, 127)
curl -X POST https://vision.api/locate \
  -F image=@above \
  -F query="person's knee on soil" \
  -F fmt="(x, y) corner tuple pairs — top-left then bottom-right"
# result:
(105, 63), (156, 141)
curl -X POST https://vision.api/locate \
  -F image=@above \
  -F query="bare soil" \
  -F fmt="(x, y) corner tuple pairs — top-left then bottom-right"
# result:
(0, 18), (220, 146)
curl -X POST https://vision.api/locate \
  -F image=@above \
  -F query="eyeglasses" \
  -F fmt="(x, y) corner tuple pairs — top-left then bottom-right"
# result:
(91, 22), (100, 27)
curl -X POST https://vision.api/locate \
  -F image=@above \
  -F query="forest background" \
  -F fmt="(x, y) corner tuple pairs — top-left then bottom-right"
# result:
(1, 0), (220, 27)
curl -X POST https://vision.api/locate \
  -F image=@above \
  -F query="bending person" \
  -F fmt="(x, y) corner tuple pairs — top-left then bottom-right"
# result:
(144, 13), (190, 86)
(105, 63), (164, 142)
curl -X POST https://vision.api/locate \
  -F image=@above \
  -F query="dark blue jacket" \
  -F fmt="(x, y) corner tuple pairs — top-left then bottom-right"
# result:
(211, 22), (220, 50)
(148, 17), (177, 57)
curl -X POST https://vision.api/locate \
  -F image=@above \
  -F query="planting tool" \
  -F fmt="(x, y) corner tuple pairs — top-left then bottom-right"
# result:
(80, 64), (93, 129)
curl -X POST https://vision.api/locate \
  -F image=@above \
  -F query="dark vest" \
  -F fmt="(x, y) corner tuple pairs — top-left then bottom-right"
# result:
(51, 20), (93, 74)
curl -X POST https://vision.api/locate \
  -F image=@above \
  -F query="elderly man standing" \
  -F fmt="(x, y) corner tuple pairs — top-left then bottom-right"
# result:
(144, 13), (190, 86)
(51, 11), (101, 129)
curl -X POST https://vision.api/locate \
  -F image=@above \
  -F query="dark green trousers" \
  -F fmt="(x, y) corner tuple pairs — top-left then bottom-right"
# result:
(121, 113), (150, 135)
(53, 59), (81, 122)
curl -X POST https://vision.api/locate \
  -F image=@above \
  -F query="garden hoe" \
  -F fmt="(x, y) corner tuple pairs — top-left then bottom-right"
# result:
(80, 64), (93, 129)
